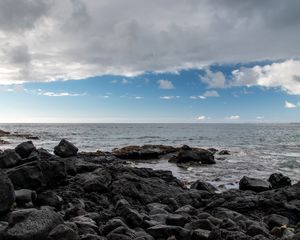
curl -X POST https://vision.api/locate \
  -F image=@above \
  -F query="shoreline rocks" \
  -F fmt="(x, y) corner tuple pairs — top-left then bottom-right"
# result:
(0, 140), (299, 240)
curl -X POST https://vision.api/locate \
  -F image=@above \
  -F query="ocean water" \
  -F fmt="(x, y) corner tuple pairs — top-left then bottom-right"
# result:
(0, 123), (299, 188)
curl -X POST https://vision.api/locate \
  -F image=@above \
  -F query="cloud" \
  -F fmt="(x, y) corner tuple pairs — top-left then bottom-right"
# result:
(225, 115), (240, 120)
(135, 96), (144, 99)
(197, 115), (206, 120)
(231, 60), (300, 95)
(190, 95), (206, 100)
(122, 79), (129, 84)
(157, 79), (174, 89)
(201, 69), (226, 88)
(203, 90), (220, 97)
(160, 96), (180, 100)
(1, 0), (300, 84)
(256, 116), (264, 120)
(285, 100), (297, 108)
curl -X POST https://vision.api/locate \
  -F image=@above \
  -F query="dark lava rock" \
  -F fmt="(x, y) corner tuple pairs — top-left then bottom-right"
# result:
(166, 214), (189, 227)
(239, 176), (272, 192)
(191, 180), (217, 193)
(34, 191), (63, 210)
(169, 148), (215, 165)
(40, 159), (67, 188)
(246, 224), (270, 237)
(113, 145), (159, 160)
(0, 170), (15, 214)
(48, 224), (80, 240)
(218, 150), (230, 155)
(81, 234), (106, 240)
(6, 161), (44, 190)
(268, 173), (292, 189)
(54, 139), (78, 158)
(15, 189), (36, 208)
(208, 228), (251, 240)
(3, 207), (63, 240)
(79, 168), (112, 193)
(185, 219), (215, 231)
(147, 224), (190, 239)
(263, 214), (289, 229)
(15, 141), (36, 159)
(0, 149), (21, 168)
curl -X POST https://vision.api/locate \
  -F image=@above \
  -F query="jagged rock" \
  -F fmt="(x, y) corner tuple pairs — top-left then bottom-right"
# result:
(239, 176), (272, 192)
(191, 229), (211, 240)
(79, 168), (112, 193)
(191, 180), (217, 193)
(147, 224), (190, 239)
(3, 207), (63, 240)
(15, 189), (36, 208)
(48, 224), (80, 240)
(263, 214), (289, 229)
(113, 146), (159, 160)
(73, 216), (98, 235)
(0, 170), (15, 213)
(185, 219), (215, 231)
(6, 161), (44, 190)
(81, 234), (106, 240)
(34, 191), (63, 210)
(116, 200), (144, 228)
(246, 224), (270, 237)
(268, 173), (292, 189)
(0, 149), (21, 168)
(218, 150), (230, 155)
(15, 141), (36, 159)
(54, 139), (78, 158)
(40, 159), (67, 187)
(208, 228), (251, 240)
(169, 147), (215, 165)
(166, 214), (189, 227)
(100, 218), (128, 236)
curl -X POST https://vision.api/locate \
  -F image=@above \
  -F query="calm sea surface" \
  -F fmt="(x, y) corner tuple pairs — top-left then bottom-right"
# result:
(0, 123), (299, 188)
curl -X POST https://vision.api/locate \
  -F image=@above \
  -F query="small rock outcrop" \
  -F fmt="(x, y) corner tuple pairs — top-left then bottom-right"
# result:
(54, 139), (78, 158)
(268, 172), (292, 189)
(15, 141), (36, 159)
(0, 170), (15, 213)
(190, 180), (217, 193)
(239, 176), (272, 192)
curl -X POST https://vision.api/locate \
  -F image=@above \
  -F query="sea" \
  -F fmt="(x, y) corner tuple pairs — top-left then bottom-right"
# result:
(0, 123), (299, 189)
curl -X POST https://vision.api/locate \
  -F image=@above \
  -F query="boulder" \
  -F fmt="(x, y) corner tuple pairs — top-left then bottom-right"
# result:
(268, 173), (291, 189)
(218, 150), (230, 155)
(4, 207), (63, 240)
(15, 189), (36, 208)
(48, 224), (80, 240)
(0, 170), (15, 213)
(6, 161), (45, 190)
(34, 191), (63, 210)
(40, 159), (67, 187)
(263, 214), (289, 229)
(15, 141), (36, 159)
(79, 168), (112, 193)
(239, 176), (272, 192)
(0, 149), (21, 168)
(169, 148), (215, 165)
(54, 139), (78, 158)
(113, 145), (159, 160)
(166, 214), (189, 227)
(147, 224), (190, 239)
(190, 180), (217, 193)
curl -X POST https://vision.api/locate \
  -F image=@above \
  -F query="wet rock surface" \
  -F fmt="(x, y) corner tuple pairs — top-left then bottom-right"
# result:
(0, 140), (299, 240)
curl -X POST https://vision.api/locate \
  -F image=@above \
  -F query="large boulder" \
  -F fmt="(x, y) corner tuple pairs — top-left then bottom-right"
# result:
(6, 161), (45, 190)
(239, 176), (272, 192)
(0, 149), (21, 168)
(4, 207), (63, 240)
(268, 173), (291, 189)
(169, 147), (215, 165)
(54, 139), (78, 158)
(15, 141), (36, 159)
(79, 168), (112, 193)
(40, 159), (67, 188)
(0, 170), (15, 213)
(190, 180), (217, 193)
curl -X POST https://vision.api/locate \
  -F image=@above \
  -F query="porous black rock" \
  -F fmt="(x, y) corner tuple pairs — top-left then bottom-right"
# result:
(0, 149), (21, 168)
(239, 176), (272, 192)
(191, 180), (217, 193)
(0, 170), (15, 214)
(54, 139), (78, 158)
(15, 141), (36, 159)
(268, 173), (292, 189)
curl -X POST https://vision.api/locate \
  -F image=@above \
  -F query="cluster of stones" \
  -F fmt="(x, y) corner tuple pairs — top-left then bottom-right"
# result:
(0, 139), (299, 240)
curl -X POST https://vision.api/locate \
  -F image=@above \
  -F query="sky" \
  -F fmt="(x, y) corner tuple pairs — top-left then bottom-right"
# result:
(0, 0), (300, 123)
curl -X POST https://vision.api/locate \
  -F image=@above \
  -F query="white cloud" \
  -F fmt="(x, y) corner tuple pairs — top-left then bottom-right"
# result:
(41, 91), (86, 97)
(203, 90), (219, 97)
(160, 96), (180, 100)
(157, 79), (174, 89)
(231, 60), (300, 95)
(135, 96), (144, 99)
(298, 102), (300, 106)
(285, 100), (297, 108)
(225, 115), (240, 120)
(256, 116), (264, 120)
(201, 69), (226, 88)
(1, 1), (300, 84)
(190, 95), (207, 100)
(197, 115), (206, 120)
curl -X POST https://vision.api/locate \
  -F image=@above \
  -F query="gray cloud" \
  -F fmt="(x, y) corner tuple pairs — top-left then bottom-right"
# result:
(0, 0), (300, 84)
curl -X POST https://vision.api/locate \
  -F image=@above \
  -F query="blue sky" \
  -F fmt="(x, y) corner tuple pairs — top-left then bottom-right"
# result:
(0, 0), (300, 123)
(1, 62), (299, 123)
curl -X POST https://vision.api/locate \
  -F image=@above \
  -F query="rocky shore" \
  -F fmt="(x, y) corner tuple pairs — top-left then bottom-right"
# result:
(0, 139), (299, 240)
